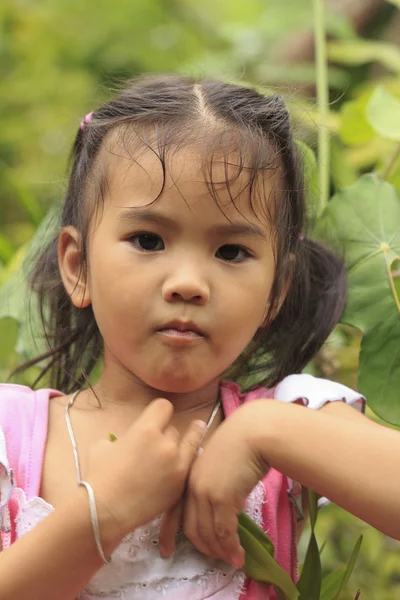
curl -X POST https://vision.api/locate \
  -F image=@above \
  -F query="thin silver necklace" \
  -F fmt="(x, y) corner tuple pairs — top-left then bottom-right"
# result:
(65, 391), (222, 483)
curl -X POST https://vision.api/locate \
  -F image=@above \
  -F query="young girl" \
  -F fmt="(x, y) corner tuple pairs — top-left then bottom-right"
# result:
(0, 75), (365, 600)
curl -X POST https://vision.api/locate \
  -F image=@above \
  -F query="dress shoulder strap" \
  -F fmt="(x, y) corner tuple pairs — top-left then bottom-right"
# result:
(0, 384), (62, 548)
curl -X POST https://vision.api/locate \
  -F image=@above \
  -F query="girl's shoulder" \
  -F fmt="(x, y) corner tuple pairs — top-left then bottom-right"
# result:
(0, 384), (42, 438)
(220, 373), (365, 416)
(0, 383), (63, 428)
(0, 384), (64, 493)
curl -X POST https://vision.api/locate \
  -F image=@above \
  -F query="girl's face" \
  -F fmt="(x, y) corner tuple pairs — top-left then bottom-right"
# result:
(65, 144), (278, 394)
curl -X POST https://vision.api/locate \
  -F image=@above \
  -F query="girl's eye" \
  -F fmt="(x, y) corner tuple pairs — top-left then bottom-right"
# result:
(216, 244), (250, 262)
(129, 234), (164, 251)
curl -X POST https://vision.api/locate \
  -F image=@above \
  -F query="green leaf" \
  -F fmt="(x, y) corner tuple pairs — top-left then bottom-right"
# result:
(297, 530), (321, 600)
(0, 163), (44, 227)
(255, 63), (349, 89)
(296, 490), (321, 599)
(359, 319), (400, 424)
(366, 86), (400, 141)
(0, 318), (18, 367)
(319, 539), (327, 556)
(327, 40), (400, 73)
(320, 568), (346, 600)
(387, 152), (400, 193)
(0, 205), (60, 363)
(331, 139), (358, 189)
(393, 260), (400, 299)
(0, 234), (14, 264)
(238, 512), (299, 600)
(312, 534), (362, 600)
(332, 536), (363, 600)
(0, 269), (46, 362)
(308, 489), (318, 530)
(0, 244), (27, 287)
(387, 0), (400, 7)
(238, 511), (274, 556)
(317, 175), (400, 424)
(339, 95), (376, 146)
(109, 433), (118, 442)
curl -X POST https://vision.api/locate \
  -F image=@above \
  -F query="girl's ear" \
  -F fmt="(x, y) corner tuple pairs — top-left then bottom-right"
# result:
(58, 226), (91, 308)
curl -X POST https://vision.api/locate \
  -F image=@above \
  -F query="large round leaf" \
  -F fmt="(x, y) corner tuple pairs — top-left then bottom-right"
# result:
(317, 175), (400, 424)
(366, 86), (400, 141)
(339, 94), (376, 146)
(0, 206), (59, 365)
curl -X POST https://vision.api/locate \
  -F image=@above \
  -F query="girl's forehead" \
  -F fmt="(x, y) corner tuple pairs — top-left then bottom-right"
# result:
(100, 142), (278, 226)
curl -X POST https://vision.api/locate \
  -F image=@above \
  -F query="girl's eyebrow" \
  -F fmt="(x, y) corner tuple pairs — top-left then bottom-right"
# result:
(118, 207), (267, 239)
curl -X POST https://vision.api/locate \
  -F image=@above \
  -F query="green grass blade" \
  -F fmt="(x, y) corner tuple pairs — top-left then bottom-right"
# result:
(297, 530), (322, 600)
(332, 535), (363, 600)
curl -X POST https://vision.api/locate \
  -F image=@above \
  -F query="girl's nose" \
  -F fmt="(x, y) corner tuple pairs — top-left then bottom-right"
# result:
(162, 268), (210, 305)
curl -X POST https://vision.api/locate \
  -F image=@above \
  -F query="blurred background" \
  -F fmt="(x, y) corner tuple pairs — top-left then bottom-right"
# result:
(1, 0), (400, 597)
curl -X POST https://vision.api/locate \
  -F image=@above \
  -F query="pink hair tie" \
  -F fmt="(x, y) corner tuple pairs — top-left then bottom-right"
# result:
(80, 111), (93, 131)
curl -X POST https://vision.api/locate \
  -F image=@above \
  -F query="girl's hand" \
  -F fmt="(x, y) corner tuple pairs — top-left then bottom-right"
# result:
(84, 398), (206, 543)
(159, 401), (269, 569)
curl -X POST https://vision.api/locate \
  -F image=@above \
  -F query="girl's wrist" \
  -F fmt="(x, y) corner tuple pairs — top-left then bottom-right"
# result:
(245, 400), (285, 465)
(70, 485), (129, 556)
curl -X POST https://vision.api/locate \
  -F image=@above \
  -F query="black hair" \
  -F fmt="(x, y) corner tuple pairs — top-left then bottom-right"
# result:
(19, 74), (346, 393)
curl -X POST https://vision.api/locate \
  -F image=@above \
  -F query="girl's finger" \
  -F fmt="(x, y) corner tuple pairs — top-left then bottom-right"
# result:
(136, 398), (174, 431)
(163, 424), (180, 445)
(211, 503), (245, 569)
(194, 496), (233, 563)
(179, 420), (207, 468)
(183, 490), (211, 557)
(159, 499), (183, 557)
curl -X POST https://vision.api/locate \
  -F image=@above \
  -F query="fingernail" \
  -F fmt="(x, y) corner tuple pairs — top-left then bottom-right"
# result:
(193, 420), (207, 430)
(159, 545), (169, 558)
(160, 543), (175, 558)
(230, 554), (244, 569)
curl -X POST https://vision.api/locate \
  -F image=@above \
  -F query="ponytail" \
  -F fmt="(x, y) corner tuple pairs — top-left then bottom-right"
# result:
(242, 238), (347, 387)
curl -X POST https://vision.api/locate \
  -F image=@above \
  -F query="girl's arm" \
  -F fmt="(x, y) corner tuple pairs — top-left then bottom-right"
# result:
(160, 397), (399, 568)
(254, 399), (400, 539)
(0, 399), (205, 600)
(0, 486), (125, 600)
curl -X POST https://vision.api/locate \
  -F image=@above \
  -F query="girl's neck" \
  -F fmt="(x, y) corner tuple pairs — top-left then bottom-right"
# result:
(85, 363), (221, 417)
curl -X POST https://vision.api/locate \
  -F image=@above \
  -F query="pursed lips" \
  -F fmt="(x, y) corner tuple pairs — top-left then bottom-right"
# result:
(157, 320), (205, 339)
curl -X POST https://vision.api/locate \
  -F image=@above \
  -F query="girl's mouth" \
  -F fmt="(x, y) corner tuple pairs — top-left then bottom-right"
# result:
(158, 328), (204, 339)
(157, 319), (206, 339)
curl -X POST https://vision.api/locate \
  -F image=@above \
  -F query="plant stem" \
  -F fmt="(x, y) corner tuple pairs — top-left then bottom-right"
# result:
(381, 141), (400, 180)
(313, 0), (329, 215)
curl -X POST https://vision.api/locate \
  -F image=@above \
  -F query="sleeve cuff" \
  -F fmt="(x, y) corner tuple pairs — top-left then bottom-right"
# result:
(274, 374), (365, 412)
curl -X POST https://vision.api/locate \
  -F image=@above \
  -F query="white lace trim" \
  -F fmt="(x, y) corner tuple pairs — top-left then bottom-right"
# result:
(12, 481), (265, 599)
(243, 480), (266, 529)
(0, 424), (15, 532)
(14, 488), (54, 538)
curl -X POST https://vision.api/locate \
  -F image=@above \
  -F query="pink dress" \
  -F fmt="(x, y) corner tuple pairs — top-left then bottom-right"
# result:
(0, 375), (364, 599)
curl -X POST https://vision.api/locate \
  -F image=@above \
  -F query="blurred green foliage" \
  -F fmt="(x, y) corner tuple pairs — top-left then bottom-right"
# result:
(1, 0), (400, 597)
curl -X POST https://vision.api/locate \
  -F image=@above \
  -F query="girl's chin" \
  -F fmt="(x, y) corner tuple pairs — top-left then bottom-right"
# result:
(146, 379), (207, 394)
(143, 371), (219, 395)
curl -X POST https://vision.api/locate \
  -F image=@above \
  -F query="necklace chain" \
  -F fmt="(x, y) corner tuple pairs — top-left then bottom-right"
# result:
(65, 391), (82, 482)
(65, 391), (222, 483)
